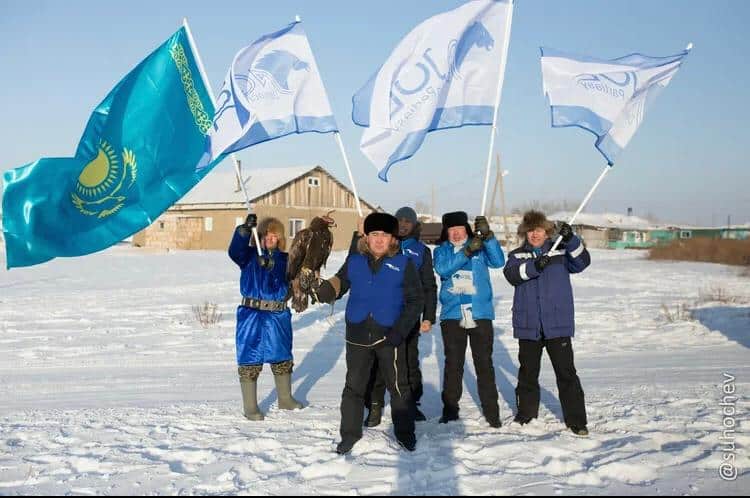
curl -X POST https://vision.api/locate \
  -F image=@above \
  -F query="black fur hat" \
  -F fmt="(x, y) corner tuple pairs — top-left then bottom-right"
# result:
(364, 212), (399, 236)
(439, 211), (474, 243)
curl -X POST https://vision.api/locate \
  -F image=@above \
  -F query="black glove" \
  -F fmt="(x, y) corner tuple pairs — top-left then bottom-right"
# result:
(559, 223), (574, 243)
(463, 236), (484, 258)
(238, 213), (258, 237)
(386, 329), (403, 347)
(474, 216), (493, 240)
(534, 254), (551, 273)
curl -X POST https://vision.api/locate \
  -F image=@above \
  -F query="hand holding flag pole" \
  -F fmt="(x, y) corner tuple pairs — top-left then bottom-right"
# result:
(182, 18), (264, 258)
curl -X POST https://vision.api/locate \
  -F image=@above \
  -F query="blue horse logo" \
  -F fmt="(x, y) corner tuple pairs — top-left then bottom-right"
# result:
(450, 22), (494, 79)
(236, 50), (310, 100)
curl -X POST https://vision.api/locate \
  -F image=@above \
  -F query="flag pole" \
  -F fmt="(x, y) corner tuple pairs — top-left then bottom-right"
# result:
(334, 132), (364, 217)
(480, 0), (514, 216)
(295, 14), (364, 218)
(182, 18), (263, 256)
(549, 164), (612, 252)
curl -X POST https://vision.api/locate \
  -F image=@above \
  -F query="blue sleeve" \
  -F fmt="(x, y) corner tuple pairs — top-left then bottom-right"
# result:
(503, 250), (540, 287)
(433, 244), (470, 278)
(228, 229), (255, 269)
(564, 236), (591, 274)
(482, 237), (506, 269)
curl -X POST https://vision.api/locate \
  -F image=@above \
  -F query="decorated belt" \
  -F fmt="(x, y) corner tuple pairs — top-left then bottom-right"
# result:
(241, 297), (287, 312)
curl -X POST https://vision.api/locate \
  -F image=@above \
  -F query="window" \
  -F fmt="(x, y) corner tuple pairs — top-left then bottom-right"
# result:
(289, 218), (305, 238)
(204, 217), (213, 232)
(680, 230), (692, 239)
(159, 221), (165, 230)
(308, 177), (321, 188)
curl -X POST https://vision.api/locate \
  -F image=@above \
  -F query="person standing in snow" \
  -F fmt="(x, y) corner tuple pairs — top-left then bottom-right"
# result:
(433, 212), (505, 428)
(503, 211), (590, 436)
(229, 214), (303, 421)
(363, 207), (438, 427)
(313, 212), (424, 454)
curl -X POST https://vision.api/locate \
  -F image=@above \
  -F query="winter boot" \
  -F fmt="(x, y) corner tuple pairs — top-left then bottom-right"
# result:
(271, 361), (303, 410)
(569, 425), (589, 437)
(238, 365), (265, 421)
(439, 408), (459, 424)
(414, 404), (427, 422)
(336, 438), (360, 455)
(513, 414), (533, 426)
(364, 404), (383, 428)
(397, 435), (417, 452)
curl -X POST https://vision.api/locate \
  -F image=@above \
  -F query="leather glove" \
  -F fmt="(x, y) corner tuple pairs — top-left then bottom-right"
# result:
(474, 216), (493, 240)
(238, 214), (258, 238)
(386, 329), (403, 347)
(534, 255), (551, 273)
(559, 222), (574, 243)
(463, 236), (484, 258)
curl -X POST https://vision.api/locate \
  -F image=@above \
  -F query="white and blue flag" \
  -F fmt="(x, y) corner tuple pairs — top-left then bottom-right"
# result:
(541, 45), (691, 165)
(198, 21), (337, 170)
(353, 0), (513, 181)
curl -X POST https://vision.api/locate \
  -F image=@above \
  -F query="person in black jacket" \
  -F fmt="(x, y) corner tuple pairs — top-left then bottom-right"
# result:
(363, 207), (438, 427)
(314, 213), (424, 454)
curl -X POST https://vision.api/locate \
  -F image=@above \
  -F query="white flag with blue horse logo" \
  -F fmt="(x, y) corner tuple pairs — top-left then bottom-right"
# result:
(352, 0), (513, 181)
(197, 21), (337, 170)
(541, 46), (691, 165)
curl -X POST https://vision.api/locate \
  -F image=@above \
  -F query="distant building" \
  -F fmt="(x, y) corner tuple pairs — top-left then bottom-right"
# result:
(133, 165), (377, 252)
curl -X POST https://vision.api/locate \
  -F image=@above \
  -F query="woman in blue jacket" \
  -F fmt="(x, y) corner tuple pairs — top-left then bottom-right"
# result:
(229, 214), (303, 421)
(503, 210), (590, 436)
(433, 211), (505, 428)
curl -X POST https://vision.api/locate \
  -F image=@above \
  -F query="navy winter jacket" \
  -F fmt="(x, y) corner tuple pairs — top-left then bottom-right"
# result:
(503, 236), (590, 340)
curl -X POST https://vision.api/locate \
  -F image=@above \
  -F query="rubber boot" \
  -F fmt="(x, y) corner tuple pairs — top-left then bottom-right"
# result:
(274, 373), (303, 410)
(240, 379), (265, 421)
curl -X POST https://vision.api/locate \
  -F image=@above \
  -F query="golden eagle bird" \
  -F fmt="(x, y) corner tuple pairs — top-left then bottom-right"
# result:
(287, 212), (336, 313)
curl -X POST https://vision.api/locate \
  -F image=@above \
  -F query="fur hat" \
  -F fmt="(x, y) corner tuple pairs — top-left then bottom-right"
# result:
(258, 217), (286, 252)
(438, 211), (473, 243)
(517, 210), (555, 237)
(364, 212), (399, 236)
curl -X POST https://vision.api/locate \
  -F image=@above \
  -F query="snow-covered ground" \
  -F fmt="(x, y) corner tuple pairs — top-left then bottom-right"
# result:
(0, 246), (747, 495)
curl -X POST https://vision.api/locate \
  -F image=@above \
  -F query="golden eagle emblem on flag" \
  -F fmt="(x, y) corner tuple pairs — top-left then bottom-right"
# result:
(71, 140), (137, 218)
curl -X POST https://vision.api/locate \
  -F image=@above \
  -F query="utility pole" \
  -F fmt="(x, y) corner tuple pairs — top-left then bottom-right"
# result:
(431, 183), (436, 222)
(496, 154), (512, 246)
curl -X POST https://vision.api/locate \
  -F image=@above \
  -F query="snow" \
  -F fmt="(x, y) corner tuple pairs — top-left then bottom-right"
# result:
(0, 246), (748, 494)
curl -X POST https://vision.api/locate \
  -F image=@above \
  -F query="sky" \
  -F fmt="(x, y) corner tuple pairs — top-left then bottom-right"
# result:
(1, 0), (748, 226)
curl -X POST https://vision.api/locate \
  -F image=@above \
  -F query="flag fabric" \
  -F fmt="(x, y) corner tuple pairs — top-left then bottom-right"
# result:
(197, 21), (337, 170)
(541, 45), (691, 165)
(2, 27), (217, 269)
(352, 0), (513, 181)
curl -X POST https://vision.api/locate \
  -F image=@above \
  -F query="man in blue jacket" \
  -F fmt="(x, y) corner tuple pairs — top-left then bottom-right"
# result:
(503, 211), (590, 436)
(364, 207), (438, 427)
(433, 211), (505, 428)
(314, 213), (424, 454)
(229, 215), (303, 422)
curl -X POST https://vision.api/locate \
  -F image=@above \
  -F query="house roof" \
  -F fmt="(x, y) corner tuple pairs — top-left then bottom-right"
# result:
(549, 212), (657, 230)
(176, 164), (376, 209)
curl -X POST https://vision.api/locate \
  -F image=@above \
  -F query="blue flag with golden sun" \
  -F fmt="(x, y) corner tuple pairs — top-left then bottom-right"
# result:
(2, 27), (217, 269)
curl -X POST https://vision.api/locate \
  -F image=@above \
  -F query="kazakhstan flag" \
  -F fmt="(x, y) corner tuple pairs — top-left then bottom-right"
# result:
(2, 27), (216, 269)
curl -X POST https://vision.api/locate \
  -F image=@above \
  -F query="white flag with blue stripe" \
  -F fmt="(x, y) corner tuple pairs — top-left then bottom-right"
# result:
(197, 21), (337, 170)
(541, 46), (691, 165)
(353, 0), (513, 181)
